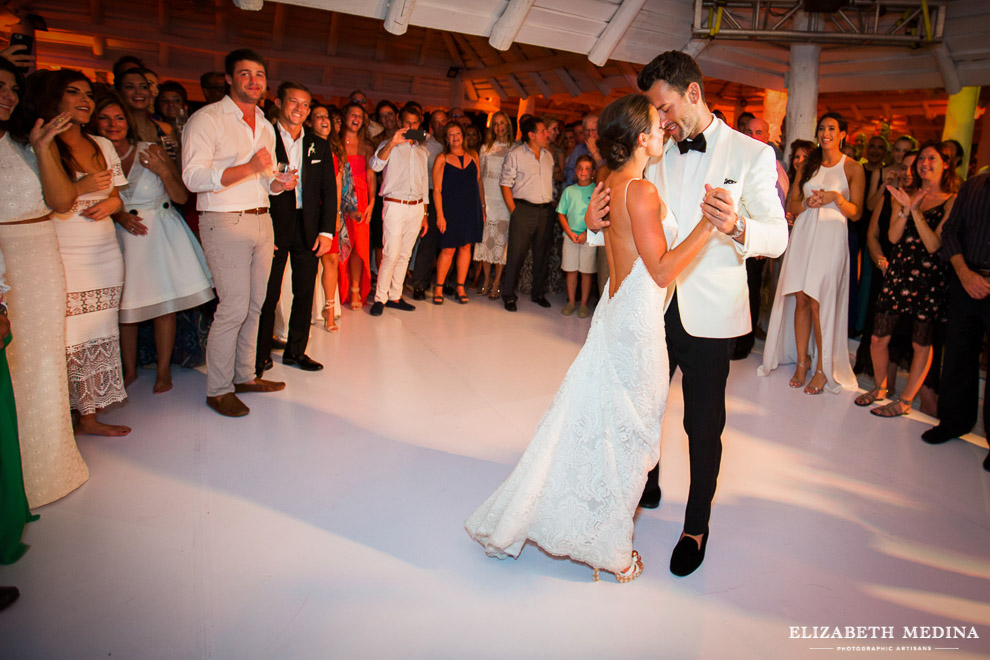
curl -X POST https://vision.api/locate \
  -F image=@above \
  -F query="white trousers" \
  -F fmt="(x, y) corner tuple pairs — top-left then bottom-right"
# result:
(375, 201), (425, 303)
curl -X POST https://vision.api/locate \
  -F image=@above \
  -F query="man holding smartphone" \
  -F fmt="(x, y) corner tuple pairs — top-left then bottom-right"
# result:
(367, 105), (430, 316)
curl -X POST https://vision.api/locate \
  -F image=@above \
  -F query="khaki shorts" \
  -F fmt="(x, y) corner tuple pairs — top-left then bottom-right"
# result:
(561, 237), (598, 274)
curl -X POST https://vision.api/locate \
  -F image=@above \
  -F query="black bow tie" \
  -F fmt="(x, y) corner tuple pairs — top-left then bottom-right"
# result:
(677, 133), (707, 155)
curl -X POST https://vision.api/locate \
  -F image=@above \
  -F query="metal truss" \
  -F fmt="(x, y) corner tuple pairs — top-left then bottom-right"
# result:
(692, 0), (946, 46)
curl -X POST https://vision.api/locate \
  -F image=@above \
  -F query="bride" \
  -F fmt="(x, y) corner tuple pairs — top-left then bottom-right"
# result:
(465, 94), (716, 582)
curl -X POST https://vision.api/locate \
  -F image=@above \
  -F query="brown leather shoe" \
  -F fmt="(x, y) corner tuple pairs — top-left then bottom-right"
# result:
(206, 393), (250, 417)
(234, 378), (286, 393)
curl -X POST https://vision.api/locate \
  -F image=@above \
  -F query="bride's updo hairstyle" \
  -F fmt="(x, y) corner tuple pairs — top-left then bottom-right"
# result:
(596, 93), (654, 171)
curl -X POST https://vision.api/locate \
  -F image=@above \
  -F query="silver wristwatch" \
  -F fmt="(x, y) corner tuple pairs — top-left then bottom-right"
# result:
(729, 216), (746, 239)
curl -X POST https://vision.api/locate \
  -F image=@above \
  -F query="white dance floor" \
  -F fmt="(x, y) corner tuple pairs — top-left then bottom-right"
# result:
(2, 293), (989, 659)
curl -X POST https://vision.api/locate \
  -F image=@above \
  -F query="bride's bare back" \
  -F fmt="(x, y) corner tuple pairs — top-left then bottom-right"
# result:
(603, 175), (668, 297)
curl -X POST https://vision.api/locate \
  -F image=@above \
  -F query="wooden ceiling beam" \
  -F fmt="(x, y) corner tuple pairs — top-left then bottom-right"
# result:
(464, 53), (583, 81)
(489, 0), (536, 51)
(326, 12), (340, 56)
(272, 3), (287, 51)
(39, 15), (452, 81)
(529, 71), (553, 98)
(488, 77), (508, 101)
(418, 29), (433, 66)
(587, 0), (647, 66)
(554, 67), (582, 97)
(441, 31), (465, 68)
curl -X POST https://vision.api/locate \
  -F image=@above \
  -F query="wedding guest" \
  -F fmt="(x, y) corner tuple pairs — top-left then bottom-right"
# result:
(432, 121), (483, 305)
(89, 93), (214, 393)
(111, 55), (144, 80)
(853, 151), (917, 384)
(182, 49), (290, 417)
(199, 71), (226, 105)
(860, 143), (958, 417)
(155, 81), (189, 133)
(27, 70), (132, 434)
(464, 124), (482, 153)
(114, 69), (177, 159)
(736, 111), (755, 133)
(851, 135), (890, 334)
(563, 113), (602, 186)
(0, 57), (89, 506)
(368, 105), (429, 316)
(921, 170), (990, 471)
(375, 100), (398, 143)
(0, 289), (35, 563)
(759, 112), (865, 394)
(410, 108), (447, 299)
(315, 106), (348, 333)
(348, 90), (383, 139)
(475, 111), (513, 299)
(556, 154), (597, 317)
(338, 101), (375, 310)
(500, 116), (554, 312)
(255, 81), (335, 373)
(734, 116), (790, 359)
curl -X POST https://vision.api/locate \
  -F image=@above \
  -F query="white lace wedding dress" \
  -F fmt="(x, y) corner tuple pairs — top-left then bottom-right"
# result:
(465, 207), (674, 574)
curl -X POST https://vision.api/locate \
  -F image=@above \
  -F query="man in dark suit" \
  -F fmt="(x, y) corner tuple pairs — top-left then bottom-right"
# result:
(256, 81), (337, 375)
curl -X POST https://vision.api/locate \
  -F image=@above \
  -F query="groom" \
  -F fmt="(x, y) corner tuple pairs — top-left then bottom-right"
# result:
(588, 51), (788, 576)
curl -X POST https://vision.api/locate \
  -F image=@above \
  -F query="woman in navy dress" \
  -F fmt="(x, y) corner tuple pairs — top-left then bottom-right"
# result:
(431, 122), (483, 304)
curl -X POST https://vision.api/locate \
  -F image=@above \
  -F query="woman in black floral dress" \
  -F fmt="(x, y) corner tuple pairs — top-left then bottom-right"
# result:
(858, 142), (959, 417)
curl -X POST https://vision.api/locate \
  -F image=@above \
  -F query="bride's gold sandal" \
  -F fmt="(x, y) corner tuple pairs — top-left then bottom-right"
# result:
(593, 550), (644, 583)
(789, 360), (810, 388)
(804, 369), (827, 395)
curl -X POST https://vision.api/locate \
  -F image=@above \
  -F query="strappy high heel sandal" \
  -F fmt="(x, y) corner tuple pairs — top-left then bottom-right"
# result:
(804, 369), (827, 395)
(488, 284), (501, 300)
(350, 285), (362, 310)
(593, 551), (644, 583)
(432, 285), (444, 305)
(456, 282), (469, 304)
(322, 301), (338, 333)
(789, 360), (810, 388)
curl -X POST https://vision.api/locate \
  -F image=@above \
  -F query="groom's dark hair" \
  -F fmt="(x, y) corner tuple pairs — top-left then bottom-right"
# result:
(637, 50), (705, 98)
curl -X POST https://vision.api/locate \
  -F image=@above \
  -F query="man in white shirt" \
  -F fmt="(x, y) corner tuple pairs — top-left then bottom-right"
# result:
(587, 51), (788, 576)
(182, 49), (294, 418)
(368, 105), (430, 316)
(500, 116), (555, 312)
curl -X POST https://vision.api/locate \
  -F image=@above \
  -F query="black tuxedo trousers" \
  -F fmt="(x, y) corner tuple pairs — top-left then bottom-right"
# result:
(256, 209), (318, 373)
(642, 292), (732, 535)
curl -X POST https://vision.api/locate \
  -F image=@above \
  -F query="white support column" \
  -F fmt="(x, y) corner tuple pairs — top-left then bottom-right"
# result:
(384, 0), (417, 36)
(489, 0), (536, 51)
(942, 86), (981, 179)
(587, 0), (647, 66)
(783, 12), (819, 162)
(516, 96), (537, 139)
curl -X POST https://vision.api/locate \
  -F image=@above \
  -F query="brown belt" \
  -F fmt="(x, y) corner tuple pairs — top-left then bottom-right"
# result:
(7, 213), (52, 225)
(383, 197), (423, 206)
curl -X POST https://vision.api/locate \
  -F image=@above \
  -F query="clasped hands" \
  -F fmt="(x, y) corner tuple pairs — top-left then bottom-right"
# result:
(805, 188), (840, 208)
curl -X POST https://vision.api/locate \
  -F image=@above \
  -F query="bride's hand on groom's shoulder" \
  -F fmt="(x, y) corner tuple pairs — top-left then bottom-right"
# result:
(585, 182), (611, 231)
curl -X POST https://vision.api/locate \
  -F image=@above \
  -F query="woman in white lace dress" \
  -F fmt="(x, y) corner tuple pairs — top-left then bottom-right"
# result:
(90, 93), (214, 393)
(0, 58), (89, 507)
(474, 111), (512, 299)
(31, 70), (131, 436)
(465, 95), (716, 582)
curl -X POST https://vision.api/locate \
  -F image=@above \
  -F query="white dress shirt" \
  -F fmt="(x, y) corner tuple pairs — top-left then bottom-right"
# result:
(370, 140), (429, 205)
(277, 121), (304, 209)
(181, 95), (276, 212)
(499, 143), (554, 204)
(665, 116), (719, 242)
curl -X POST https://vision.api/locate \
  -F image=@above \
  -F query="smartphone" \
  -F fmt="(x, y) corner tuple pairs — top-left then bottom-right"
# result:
(404, 129), (427, 142)
(10, 33), (33, 56)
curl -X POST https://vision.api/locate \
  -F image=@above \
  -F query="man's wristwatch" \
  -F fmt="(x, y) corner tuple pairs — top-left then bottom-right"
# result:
(729, 216), (746, 239)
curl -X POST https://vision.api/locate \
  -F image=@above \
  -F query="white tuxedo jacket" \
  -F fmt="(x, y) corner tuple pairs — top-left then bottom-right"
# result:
(646, 118), (788, 338)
